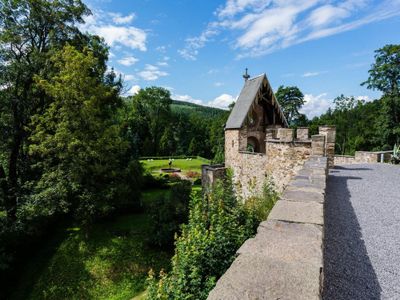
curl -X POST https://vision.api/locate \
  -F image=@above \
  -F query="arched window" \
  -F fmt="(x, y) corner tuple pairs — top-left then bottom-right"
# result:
(247, 136), (260, 153)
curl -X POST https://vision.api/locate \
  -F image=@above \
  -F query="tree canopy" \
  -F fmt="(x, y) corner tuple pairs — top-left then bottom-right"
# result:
(275, 85), (305, 125)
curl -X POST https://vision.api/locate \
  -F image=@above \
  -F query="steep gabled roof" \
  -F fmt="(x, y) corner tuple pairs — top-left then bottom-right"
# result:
(225, 73), (288, 129)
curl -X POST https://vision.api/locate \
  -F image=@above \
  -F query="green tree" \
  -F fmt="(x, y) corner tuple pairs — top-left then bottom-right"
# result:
(159, 127), (176, 156)
(130, 87), (172, 155)
(0, 0), (96, 220)
(28, 45), (141, 227)
(362, 44), (400, 145)
(275, 86), (305, 125)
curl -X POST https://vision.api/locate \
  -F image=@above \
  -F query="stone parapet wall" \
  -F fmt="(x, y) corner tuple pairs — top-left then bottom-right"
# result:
(265, 141), (312, 193)
(318, 126), (336, 168)
(334, 150), (393, 165)
(228, 151), (268, 199)
(334, 155), (356, 165)
(207, 156), (328, 300)
(223, 126), (335, 199)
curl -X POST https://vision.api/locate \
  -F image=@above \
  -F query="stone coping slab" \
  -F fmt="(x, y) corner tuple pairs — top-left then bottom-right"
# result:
(282, 189), (324, 203)
(268, 200), (323, 225)
(207, 255), (321, 300)
(238, 220), (323, 266)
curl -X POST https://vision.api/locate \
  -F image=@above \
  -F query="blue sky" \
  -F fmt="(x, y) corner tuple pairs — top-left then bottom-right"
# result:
(82, 0), (400, 117)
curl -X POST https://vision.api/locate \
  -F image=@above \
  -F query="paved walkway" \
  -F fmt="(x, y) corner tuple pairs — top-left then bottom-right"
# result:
(323, 164), (400, 300)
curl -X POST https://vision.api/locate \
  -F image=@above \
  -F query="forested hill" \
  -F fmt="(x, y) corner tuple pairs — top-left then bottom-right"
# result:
(171, 99), (226, 118)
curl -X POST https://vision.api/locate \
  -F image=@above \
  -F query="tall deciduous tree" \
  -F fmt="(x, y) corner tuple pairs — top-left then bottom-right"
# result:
(129, 87), (172, 155)
(0, 0), (95, 220)
(362, 44), (400, 145)
(275, 86), (305, 125)
(28, 45), (141, 227)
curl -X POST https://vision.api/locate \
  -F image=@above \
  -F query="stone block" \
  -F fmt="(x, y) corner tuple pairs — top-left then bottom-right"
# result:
(281, 189), (325, 203)
(290, 178), (326, 190)
(207, 254), (321, 300)
(238, 220), (323, 266)
(311, 135), (325, 156)
(268, 200), (323, 225)
(297, 127), (309, 140)
(265, 128), (277, 139)
(277, 128), (293, 142)
(319, 125), (336, 143)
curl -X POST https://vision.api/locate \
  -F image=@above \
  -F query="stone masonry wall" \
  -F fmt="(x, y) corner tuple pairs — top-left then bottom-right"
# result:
(208, 156), (328, 300)
(334, 150), (393, 164)
(265, 141), (312, 192)
(224, 127), (332, 199)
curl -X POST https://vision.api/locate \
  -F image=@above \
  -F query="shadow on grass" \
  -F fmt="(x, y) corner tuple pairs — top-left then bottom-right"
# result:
(323, 166), (381, 300)
(11, 213), (172, 300)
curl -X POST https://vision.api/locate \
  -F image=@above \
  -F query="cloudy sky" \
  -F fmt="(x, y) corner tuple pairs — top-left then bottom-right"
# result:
(82, 0), (400, 117)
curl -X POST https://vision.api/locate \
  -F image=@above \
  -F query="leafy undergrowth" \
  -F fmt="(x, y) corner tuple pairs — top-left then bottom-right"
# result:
(11, 208), (172, 300)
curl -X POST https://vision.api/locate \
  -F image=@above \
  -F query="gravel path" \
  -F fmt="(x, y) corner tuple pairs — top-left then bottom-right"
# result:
(323, 164), (400, 300)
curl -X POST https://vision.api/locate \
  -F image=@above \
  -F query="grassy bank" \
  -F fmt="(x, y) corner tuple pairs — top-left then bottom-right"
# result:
(11, 191), (172, 300)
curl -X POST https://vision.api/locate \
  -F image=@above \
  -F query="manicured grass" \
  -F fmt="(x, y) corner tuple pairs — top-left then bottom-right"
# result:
(140, 158), (209, 175)
(11, 190), (172, 300)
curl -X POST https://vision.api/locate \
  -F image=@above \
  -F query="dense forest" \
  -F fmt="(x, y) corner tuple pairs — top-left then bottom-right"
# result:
(0, 0), (399, 299)
(120, 93), (228, 160)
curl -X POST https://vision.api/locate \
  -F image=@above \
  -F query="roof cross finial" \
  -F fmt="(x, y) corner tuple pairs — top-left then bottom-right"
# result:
(243, 68), (250, 81)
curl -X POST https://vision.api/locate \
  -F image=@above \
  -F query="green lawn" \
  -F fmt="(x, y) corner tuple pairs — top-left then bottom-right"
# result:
(11, 191), (172, 300)
(140, 157), (209, 175)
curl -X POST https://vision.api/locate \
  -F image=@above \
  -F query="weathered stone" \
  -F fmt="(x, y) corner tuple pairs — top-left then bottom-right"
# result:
(311, 135), (325, 156)
(277, 128), (293, 142)
(290, 178), (326, 189)
(268, 200), (323, 225)
(282, 189), (325, 203)
(207, 254), (321, 300)
(238, 220), (323, 266)
(286, 184), (324, 194)
(318, 126), (336, 168)
(297, 127), (309, 141)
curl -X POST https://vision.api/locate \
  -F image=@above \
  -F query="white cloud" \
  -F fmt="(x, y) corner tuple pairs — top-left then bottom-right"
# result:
(117, 56), (139, 66)
(126, 85), (141, 96)
(178, 27), (219, 60)
(214, 82), (224, 87)
(81, 12), (147, 51)
(157, 61), (169, 66)
(124, 74), (136, 81)
(110, 13), (135, 24)
(94, 25), (147, 51)
(302, 71), (327, 77)
(138, 64), (169, 81)
(306, 5), (349, 27)
(184, 0), (400, 58)
(207, 93), (236, 109)
(300, 93), (334, 118)
(156, 46), (167, 53)
(208, 68), (219, 74)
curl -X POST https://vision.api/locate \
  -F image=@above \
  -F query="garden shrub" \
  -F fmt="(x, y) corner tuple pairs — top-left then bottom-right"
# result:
(148, 180), (192, 248)
(143, 172), (168, 189)
(193, 178), (202, 185)
(146, 174), (278, 300)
